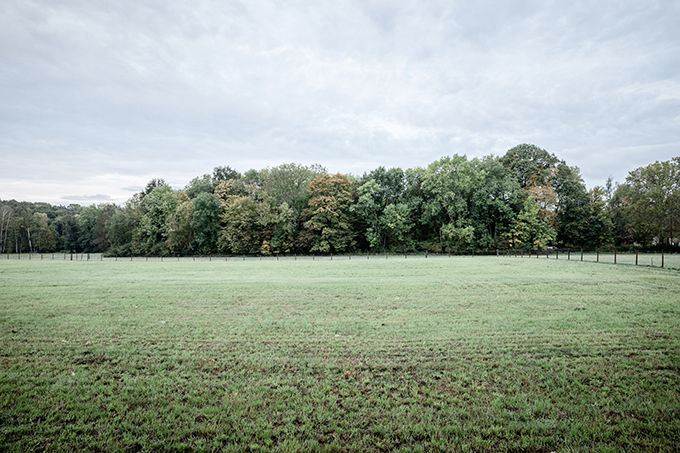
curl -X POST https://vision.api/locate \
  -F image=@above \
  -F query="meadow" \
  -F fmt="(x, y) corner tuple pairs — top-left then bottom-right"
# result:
(1, 255), (679, 452)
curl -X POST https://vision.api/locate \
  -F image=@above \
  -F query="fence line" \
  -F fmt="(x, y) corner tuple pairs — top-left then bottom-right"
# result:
(496, 248), (678, 270)
(1, 249), (678, 270)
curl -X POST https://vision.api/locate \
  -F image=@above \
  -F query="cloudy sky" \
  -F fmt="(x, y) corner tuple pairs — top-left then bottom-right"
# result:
(1, 0), (679, 205)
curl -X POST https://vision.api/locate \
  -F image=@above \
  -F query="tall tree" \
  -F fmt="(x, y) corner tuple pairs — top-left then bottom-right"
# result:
(212, 166), (242, 185)
(184, 174), (215, 199)
(621, 157), (680, 246)
(468, 157), (524, 250)
(0, 205), (13, 253)
(507, 196), (557, 250)
(217, 196), (265, 254)
(259, 163), (325, 213)
(166, 192), (194, 255)
(106, 195), (142, 256)
(137, 185), (178, 255)
(191, 192), (221, 254)
(421, 155), (480, 251)
(300, 174), (356, 253)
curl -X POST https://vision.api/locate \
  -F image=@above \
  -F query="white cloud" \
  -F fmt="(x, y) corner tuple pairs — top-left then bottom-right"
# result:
(1, 0), (679, 203)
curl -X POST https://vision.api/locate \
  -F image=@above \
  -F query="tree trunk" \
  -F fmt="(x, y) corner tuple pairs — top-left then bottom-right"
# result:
(26, 226), (33, 253)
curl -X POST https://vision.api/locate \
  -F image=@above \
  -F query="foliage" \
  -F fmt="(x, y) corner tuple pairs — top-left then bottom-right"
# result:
(190, 192), (221, 254)
(217, 196), (272, 254)
(301, 173), (356, 253)
(421, 155), (481, 251)
(620, 157), (680, 246)
(259, 163), (325, 213)
(507, 196), (557, 249)
(136, 185), (179, 255)
(4, 152), (679, 256)
(166, 192), (194, 255)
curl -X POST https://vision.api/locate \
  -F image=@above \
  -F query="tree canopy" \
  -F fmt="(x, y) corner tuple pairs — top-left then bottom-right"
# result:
(2, 148), (677, 255)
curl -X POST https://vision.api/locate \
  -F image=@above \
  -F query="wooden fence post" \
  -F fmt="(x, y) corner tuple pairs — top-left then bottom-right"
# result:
(636, 250), (638, 265)
(614, 249), (617, 264)
(567, 249), (570, 260)
(596, 250), (599, 262)
(662, 250), (664, 268)
(556, 250), (559, 259)
(581, 249), (583, 261)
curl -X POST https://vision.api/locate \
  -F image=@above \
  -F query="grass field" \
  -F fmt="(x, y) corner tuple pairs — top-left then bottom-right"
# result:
(1, 256), (679, 452)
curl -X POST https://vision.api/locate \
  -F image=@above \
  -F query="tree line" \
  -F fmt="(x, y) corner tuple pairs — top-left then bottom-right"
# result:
(2, 144), (678, 256)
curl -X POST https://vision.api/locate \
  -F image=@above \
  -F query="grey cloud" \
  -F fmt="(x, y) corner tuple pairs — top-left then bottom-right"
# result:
(1, 0), (679, 204)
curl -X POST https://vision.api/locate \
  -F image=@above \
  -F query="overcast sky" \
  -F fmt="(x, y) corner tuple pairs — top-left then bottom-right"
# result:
(1, 0), (679, 205)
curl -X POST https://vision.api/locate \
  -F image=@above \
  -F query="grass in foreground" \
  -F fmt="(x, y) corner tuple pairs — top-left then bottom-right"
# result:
(1, 256), (679, 452)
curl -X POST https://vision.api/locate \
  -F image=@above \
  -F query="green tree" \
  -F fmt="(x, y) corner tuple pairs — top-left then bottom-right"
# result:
(271, 201), (298, 253)
(212, 166), (242, 185)
(499, 143), (560, 188)
(191, 192), (221, 254)
(33, 212), (58, 253)
(137, 185), (178, 255)
(421, 155), (481, 251)
(300, 174), (356, 253)
(500, 144), (601, 247)
(468, 157), (524, 250)
(77, 204), (116, 252)
(259, 163), (325, 213)
(141, 178), (168, 198)
(54, 213), (80, 253)
(351, 167), (416, 251)
(166, 192), (193, 255)
(184, 174), (215, 199)
(106, 195), (142, 256)
(217, 196), (262, 254)
(621, 157), (680, 246)
(350, 179), (382, 249)
(581, 186), (616, 246)
(0, 205), (13, 253)
(507, 196), (557, 250)
(381, 203), (414, 251)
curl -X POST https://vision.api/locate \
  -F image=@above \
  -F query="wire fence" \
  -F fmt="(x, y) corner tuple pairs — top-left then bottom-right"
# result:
(2, 249), (678, 270)
(495, 248), (680, 270)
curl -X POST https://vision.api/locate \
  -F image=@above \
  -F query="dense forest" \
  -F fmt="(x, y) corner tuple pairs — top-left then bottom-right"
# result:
(1, 144), (678, 256)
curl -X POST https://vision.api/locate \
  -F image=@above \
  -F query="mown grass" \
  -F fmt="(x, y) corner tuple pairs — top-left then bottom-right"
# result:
(1, 256), (679, 452)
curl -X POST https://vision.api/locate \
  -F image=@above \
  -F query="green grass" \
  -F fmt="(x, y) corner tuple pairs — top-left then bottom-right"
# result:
(1, 256), (679, 452)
